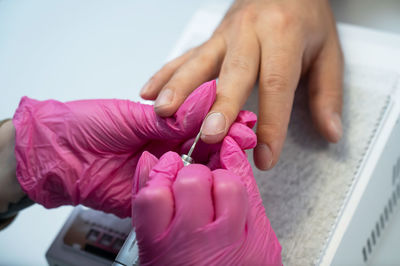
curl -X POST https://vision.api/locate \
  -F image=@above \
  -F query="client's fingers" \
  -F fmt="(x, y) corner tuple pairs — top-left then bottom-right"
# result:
(308, 37), (343, 143)
(200, 31), (260, 144)
(154, 39), (224, 117)
(140, 50), (194, 100)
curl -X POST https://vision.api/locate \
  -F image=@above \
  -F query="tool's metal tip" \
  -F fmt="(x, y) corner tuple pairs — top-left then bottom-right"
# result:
(181, 154), (194, 166)
(181, 130), (202, 166)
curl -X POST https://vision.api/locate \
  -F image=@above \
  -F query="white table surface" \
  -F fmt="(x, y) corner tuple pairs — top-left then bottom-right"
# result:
(0, 1), (399, 265)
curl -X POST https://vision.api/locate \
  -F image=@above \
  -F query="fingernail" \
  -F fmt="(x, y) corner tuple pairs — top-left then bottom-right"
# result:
(201, 112), (226, 139)
(329, 113), (343, 142)
(140, 79), (152, 96)
(154, 89), (174, 109)
(254, 143), (273, 170)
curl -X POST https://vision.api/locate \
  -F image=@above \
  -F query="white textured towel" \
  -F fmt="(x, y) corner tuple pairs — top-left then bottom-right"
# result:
(245, 66), (397, 265)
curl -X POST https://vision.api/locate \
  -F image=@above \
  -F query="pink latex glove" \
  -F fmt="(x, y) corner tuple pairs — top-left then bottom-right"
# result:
(12, 81), (216, 218)
(132, 112), (282, 265)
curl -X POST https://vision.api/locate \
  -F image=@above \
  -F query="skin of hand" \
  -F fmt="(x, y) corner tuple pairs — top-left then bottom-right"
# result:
(131, 132), (282, 265)
(140, 0), (343, 170)
(0, 120), (25, 213)
(11, 81), (216, 218)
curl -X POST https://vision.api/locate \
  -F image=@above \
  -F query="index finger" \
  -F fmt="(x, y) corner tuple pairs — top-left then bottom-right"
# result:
(200, 27), (260, 144)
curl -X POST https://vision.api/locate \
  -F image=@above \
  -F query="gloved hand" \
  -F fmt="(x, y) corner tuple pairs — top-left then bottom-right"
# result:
(12, 81), (216, 218)
(132, 111), (282, 265)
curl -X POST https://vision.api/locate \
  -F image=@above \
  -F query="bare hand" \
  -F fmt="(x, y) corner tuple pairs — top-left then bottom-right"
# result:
(140, 0), (343, 170)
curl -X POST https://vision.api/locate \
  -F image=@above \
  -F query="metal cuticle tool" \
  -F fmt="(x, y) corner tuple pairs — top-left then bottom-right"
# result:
(181, 130), (201, 166)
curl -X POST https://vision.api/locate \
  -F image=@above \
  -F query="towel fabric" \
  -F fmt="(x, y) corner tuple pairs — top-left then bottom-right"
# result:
(244, 66), (396, 265)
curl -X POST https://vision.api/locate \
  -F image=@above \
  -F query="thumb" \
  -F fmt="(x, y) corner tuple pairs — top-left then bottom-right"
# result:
(223, 110), (258, 163)
(220, 136), (254, 185)
(132, 151), (159, 196)
(227, 110), (257, 150)
(235, 110), (257, 129)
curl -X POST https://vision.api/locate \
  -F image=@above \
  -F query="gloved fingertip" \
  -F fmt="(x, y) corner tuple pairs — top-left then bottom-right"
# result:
(172, 164), (214, 230)
(132, 181), (174, 236)
(211, 169), (247, 241)
(235, 110), (257, 129)
(158, 151), (183, 165)
(148, 151), (183, 182)
(179, 80), (216, 111)
(228, 123), (257, 150)
(132, 151), (159, 195)
(175, 80), (217, 131)
(193, 80), (217, 104)
(141, 151), (159, 165)
(133, 152), (181, 229)
(220, 136), (253, 178)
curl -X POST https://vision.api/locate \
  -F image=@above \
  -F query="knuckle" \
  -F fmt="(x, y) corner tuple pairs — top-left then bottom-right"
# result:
(193, 51), (217, 70)
(212, 95), (240, 122)
(225, 55), (252, 72)
(160, 61), (178, 74)
(233, 4), (258, 25)
(216, 92), (232, 103)
(260, 72), (290, 93)
(267, 4), (295, 29)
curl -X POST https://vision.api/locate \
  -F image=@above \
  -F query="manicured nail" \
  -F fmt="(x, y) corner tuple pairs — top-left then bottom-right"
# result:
(154, 89), (174, 109)
(329, 113), (343, 142)
(140, 79), (152, 96)
(201, 112), (226, 140)
(254, 143), (273, 170)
